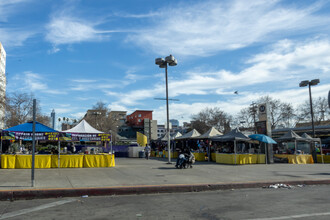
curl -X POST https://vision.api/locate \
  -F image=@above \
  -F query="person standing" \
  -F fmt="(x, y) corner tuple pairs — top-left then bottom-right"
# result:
(144, 144), (151, 160)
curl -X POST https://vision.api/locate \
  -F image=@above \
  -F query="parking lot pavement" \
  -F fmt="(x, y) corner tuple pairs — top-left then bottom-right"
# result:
(0, 157), (329, 200)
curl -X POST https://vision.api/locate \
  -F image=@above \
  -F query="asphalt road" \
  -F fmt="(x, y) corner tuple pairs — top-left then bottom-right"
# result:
(0, 185), (330, 220)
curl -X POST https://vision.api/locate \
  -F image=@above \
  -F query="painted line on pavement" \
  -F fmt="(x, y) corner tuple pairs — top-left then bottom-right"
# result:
(0, 198), (77, 219)
(246, 212), (330, 220)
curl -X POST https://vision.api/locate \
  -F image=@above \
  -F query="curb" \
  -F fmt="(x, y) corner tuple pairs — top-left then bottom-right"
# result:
(1, 179), (330, 201)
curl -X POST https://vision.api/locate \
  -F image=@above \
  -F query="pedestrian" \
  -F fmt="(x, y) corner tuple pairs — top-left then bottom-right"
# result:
(144, 144), (151, 160)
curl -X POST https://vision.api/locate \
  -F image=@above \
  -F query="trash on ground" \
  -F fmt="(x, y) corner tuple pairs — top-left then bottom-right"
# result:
(267, 183), (293, 189)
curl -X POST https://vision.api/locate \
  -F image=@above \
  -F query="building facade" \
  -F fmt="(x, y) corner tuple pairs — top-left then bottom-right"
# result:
(144, 118), (158, 142)
(126, 110), (153, 127)
(109, 111), (127, 126)
(0, 42), (6, 129)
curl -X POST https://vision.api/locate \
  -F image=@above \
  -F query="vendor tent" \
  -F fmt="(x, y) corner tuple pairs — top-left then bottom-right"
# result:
(2, 121), (59, 142)
(301, 133), (323, 163)
(301, 133), (321, 142)
(194, 127), (222, 162)
(161, 131), (182, 141)
(175, 129), (201, 140)
(195, 127), (222, 139)
(4, 121), (58, 132)
(211, 128), (249, 142)
(277, 130), (305, 141)
(276, 130), (310, 156)
(211, 128), (250, 164)
(63, 120), (103, 133)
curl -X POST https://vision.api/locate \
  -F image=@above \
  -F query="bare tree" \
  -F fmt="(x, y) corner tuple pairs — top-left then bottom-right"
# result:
(84, 102), (119, 137)
(235, 107), (256, 130)
(190, 107), (232, 134)
(297, 96), (329, 125)
(235, 96), (297, 130)
(5, 92), (51, 128)
(279, 103), (296, 128)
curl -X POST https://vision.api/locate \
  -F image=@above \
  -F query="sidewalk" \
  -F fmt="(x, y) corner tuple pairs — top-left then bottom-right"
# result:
(1, 157), (330, 200)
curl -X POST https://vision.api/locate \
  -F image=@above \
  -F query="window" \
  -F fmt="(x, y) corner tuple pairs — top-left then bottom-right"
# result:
(138, 119), (141, 122)
(138, 114), (141, 117)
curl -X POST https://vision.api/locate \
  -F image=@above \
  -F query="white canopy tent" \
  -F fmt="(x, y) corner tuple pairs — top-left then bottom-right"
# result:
(63, 120), (103, 133)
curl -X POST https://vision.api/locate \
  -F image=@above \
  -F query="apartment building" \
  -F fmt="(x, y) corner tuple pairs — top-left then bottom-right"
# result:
(0, 42), (6, 129)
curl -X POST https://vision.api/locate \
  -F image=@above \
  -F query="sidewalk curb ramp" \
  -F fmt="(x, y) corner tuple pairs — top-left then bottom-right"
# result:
(1, 179), (330, 201)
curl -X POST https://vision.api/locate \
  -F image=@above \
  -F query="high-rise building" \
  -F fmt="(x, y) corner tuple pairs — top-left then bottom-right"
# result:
(0, 42), (6, 129)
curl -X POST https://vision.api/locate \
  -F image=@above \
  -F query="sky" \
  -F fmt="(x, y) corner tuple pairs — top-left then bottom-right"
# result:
(1, 0), (330, 129)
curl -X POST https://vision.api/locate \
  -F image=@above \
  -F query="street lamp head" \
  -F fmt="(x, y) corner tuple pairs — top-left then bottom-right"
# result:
(155, 58), (165, 66)
(159, 63), (166, 68)
(299, 80), (309, 87)
(310, 79), (320, 86)
(165, 55), (175, 63)
(168, 58), (177, 66)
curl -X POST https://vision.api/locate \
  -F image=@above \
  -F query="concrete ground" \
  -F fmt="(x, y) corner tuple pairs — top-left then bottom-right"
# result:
(0, 157), (330, 200)
(1, 185), (330, 220)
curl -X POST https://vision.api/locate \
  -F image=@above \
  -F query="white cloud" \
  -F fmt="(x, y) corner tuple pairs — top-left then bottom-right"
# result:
(109, 38), (330, 123)
(70, 79), (120, 91)
(69, 112), (86, 119)
(0, 0), (36, 47)
(128, 0), (330, 56)
(46, 15), (104, 45)
(10, 71), (66, 95)
(0, 0), (30, 22)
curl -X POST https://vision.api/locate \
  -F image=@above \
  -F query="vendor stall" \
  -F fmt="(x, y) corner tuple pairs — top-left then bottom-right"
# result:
(159, 132), (182, 159)
(211, 128), (261, 165)
(194, 127), (222, 162)
(275, 130), (314, 164)
(301, 133), (324, 164)
(0, 120), (114, 169)
(175, 129), (203, 161)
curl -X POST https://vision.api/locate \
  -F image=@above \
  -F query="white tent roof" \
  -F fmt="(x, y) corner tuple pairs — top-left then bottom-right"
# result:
(63, 120), (104, 133)
(161, 131), (182, 141)
(195, 127), (223, 139)
(175, 129), (201, 140)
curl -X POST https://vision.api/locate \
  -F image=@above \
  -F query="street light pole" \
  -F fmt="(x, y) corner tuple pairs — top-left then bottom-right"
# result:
(299, 79), (320, 163)
(165, 64), (171, 164)
(155, 55), (177, 164)
(308, 83), (315, 138)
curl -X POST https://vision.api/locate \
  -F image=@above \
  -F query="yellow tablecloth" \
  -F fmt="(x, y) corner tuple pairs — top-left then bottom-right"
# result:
(211, 153), (216, 162)
(274, 154), (313, 164)
(1, 155), (16, 169)
(83, 154), (115, 168)
(216, 154), (236, 164)
(51, 155), (83, 168)
(193, 152), (206, 162)
(257, 154), (266, 164)
(165, 151), (178, 159)
(216, 154), (265, 164)
(317, 155), (330, 163)
(238, 154), (257, 164)
(16, 155), (52, 169)
(1, 154), (115, 169)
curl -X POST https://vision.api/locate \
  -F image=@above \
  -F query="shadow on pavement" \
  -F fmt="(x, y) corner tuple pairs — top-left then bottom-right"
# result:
(156, 167), (178, 170)
(310, 173), (330, 175)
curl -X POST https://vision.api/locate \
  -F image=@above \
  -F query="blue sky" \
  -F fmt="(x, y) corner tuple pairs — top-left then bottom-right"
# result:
(1, 0), (330, 128)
